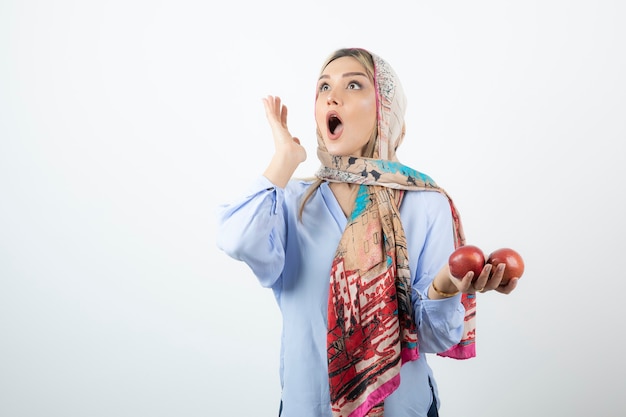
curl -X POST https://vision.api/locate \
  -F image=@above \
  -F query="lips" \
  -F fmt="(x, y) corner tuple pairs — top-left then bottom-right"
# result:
(326, 111), (343, 140)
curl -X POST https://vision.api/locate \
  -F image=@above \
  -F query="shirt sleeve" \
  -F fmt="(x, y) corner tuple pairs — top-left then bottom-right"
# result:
(406, 191), (465, 354)
(216, 175), (287, 288)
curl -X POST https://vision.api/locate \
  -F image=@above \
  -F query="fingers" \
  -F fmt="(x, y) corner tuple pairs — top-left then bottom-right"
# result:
(261, 96), (306, 165)
(476, 263), (520, 295)
(455, 263), (507, 294)
(263, 96), (290, 140)
(483, 263), (505, 292)
(467, 263), (495, 293)
(450, 269), (477, 293)
(281, 101), (288, 126)
(447, 261), (521, 296)
(495, 277), (519, 295)
(263, 95), (288, 127)
(262, 95), (278, 120)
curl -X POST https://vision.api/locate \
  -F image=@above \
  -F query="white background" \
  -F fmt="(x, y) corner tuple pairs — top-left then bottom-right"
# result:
(1, 1), (625, 416)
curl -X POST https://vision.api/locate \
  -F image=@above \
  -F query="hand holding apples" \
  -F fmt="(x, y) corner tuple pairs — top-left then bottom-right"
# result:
(446, 244), (523, 294)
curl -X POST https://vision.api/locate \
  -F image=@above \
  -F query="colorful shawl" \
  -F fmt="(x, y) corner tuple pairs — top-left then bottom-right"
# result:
(316, 49), (476, 417)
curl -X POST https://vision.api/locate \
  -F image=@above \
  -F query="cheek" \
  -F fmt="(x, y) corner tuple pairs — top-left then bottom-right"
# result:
(314, 100), (324, 128)
(358, 96), (377, 126)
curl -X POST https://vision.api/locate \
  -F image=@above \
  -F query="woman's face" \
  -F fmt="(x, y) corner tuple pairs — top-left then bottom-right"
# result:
(315, 56), (377, 157)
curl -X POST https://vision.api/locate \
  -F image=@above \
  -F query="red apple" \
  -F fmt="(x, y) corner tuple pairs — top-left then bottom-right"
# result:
(448, 245), (486, 279)
(487, 247), (525, 284)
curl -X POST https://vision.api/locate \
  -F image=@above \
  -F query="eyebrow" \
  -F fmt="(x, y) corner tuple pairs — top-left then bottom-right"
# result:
(318, 71), (369, 81)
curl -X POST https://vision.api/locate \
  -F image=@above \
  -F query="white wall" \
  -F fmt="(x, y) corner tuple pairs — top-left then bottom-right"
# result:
(1, 1), (625, 416)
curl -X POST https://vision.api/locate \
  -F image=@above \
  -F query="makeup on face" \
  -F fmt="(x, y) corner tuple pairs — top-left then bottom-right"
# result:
(315, 57), (377, 157)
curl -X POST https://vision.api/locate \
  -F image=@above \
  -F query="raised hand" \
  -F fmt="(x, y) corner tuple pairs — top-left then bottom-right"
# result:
(262, 95), (307, 188)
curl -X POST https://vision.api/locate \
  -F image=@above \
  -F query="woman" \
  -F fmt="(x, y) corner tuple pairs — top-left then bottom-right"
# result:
(217, 48), (518, 417)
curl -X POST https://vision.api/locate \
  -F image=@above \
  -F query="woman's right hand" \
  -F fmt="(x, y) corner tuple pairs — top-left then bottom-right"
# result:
(262, 96), (307, 187)
(263, 96), (307, 163)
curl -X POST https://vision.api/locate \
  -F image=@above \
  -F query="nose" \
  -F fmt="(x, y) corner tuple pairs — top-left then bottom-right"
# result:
(326, 93), (341, 105)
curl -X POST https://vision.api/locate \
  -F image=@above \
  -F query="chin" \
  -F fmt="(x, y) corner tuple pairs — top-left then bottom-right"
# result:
(326, 147), (350, 157)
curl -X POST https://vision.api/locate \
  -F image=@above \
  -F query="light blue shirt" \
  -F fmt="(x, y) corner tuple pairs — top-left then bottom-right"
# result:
(217, 176), (465, 417)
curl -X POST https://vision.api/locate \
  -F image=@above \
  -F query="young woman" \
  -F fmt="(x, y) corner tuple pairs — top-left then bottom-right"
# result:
(217, 48), (518, 417)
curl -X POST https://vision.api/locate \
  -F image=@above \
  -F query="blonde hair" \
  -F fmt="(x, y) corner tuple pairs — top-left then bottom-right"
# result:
(299, 48), (378, 220)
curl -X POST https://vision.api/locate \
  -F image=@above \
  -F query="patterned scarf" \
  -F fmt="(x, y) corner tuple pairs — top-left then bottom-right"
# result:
(317, 49), (476, 417)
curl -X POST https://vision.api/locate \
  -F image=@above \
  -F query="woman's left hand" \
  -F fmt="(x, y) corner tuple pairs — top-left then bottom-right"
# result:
(455, 262), (519, 295)
(431, 263), (518, 299)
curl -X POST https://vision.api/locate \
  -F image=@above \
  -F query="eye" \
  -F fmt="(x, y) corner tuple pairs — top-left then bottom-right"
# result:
(347, 81), (362, 90)
(318, 83), (330, 92)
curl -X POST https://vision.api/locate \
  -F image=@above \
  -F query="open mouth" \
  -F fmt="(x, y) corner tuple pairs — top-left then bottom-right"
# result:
(327, 112), (343, 139)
